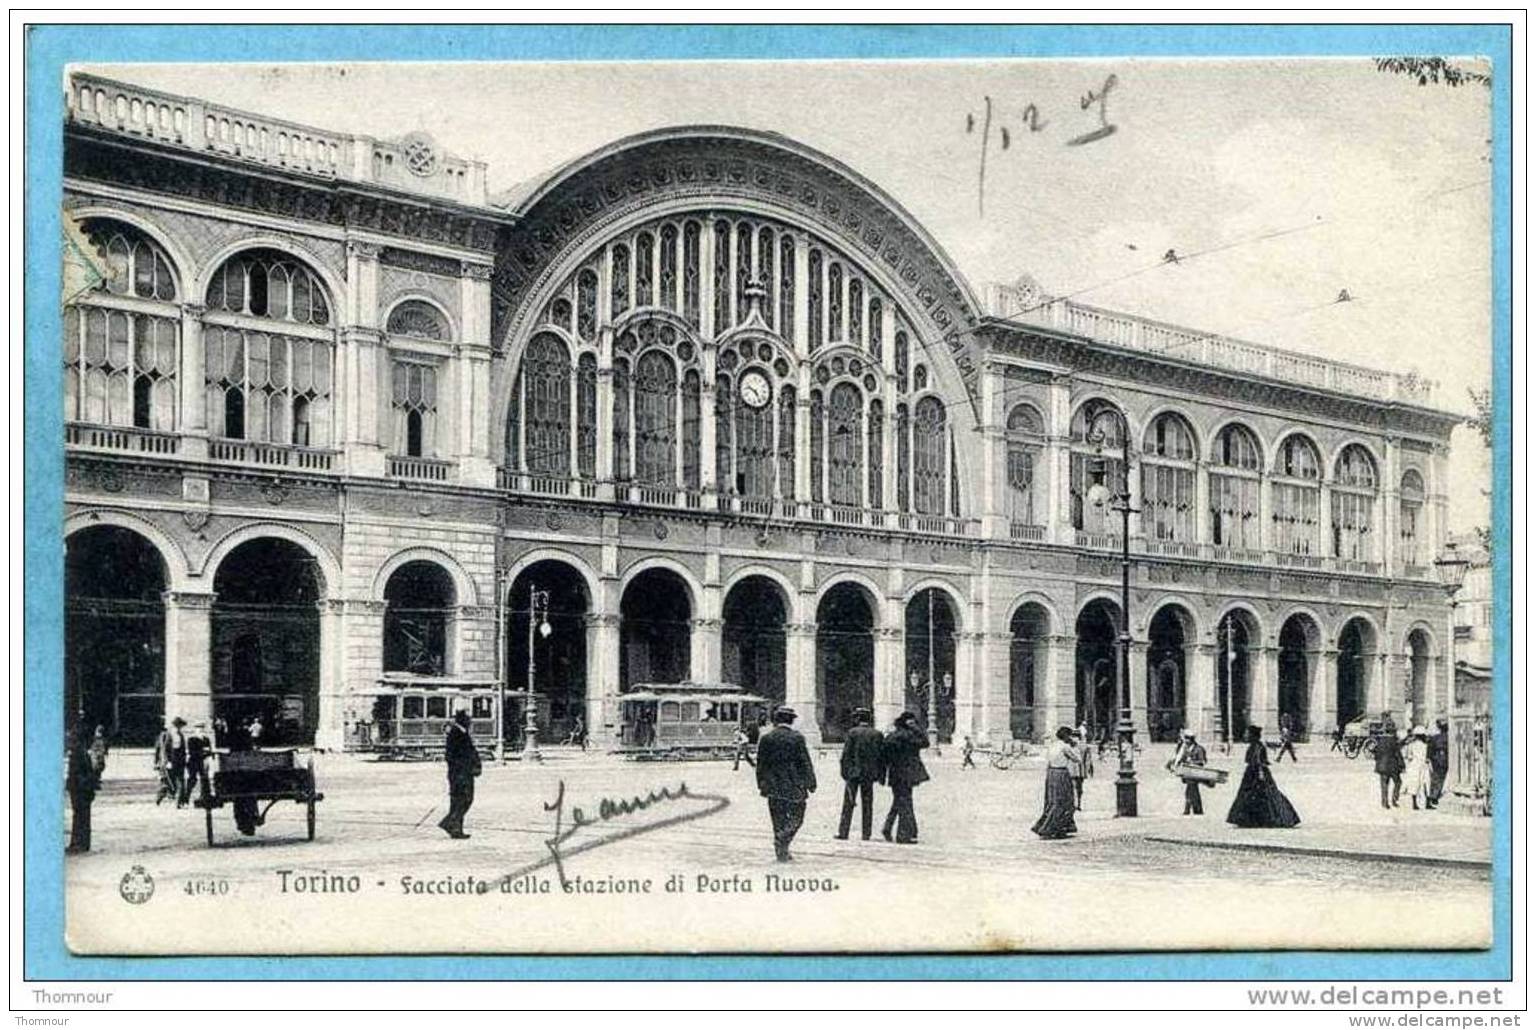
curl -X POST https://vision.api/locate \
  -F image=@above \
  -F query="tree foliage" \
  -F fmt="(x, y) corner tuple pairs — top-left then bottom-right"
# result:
(1374, 57), (1492, 89)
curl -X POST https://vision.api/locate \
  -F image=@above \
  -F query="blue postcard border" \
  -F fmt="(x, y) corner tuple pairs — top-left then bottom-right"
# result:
(22, 22), (1514, 983)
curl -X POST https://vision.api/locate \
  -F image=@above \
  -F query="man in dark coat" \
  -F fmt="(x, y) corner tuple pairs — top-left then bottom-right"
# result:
(755, 706), (817, 861)
(439, 710), (482, 839)
(836, 707), (885, 841)
(1374, 715), (1405, 809)
(881, 711), (930, 844)
(66, 725), (102, 853)
(1428, 717), (1451, 809)
(182, 722), (213, 806)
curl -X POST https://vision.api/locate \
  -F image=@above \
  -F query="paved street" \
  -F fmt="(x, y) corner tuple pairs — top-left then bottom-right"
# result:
(65, 743), (1491, 955)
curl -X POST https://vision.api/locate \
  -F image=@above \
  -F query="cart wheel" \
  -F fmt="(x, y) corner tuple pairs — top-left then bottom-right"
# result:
(204, 804), (215, 847)
(307, 795), (316, 841)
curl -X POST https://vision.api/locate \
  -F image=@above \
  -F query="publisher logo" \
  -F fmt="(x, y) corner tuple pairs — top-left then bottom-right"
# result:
(119, 865), (154, 905)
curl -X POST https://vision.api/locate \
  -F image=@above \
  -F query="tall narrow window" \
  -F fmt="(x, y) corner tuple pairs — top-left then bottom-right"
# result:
(1272, 434), (1322, 556)
(1069, 401), (1127, 534)
(634, 350), (677, 487)
(913, 396), (947, 515)
(848, 280), (863, 345)
(808, 250), (824, 351)
(713, 221), (732, 336)
(894, 330), (910, 391)
(391, 361), (438, 458)
(867, 399), (884, 509)
(778, 235), (796, 340)
(610, 243), (631, 317)
(577, 269), (598, 341)
(505, 378), (522, 474)
(612, 357), (632, 482)
(634, 232), (655, 309)
(521, 333), (571, 477)
(868, 298), (884, 361)
(828, 263), (844, 342)
(1210, 423), (1262, 552)
(1332, 444), (1378, 563)
(1005, 403), (1044, 527)
(1141, 413), (1197, 542)
(204, 326), (332, 446)
(896, 402), (911, 512)
(735, 223), (754, 321)
(577, 353), (597, 479)
(682, 221), (701, 329)
(757, 226), (776, 327)
(1400, 469), (1426, 566)
(127, 374), (150, 428)
(736, 379), (774, 498)
(778, 384), (797, 501)
(682, 369), (701, 492)
(809, 390), (825, 503)
(714, 373), (733, 493)
(659, 225), (679, 312)
(827, 383), (863, 507)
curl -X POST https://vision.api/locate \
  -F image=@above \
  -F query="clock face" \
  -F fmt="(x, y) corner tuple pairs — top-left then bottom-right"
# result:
(738, 370), (771, 408)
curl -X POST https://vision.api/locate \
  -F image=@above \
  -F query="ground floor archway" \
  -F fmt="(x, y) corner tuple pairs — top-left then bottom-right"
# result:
(1215, 609), (1257, 746)
(1337, 617), (1376, 729)
(1406, 628), (1433, 727)
(211, 537), (323, 746)
(65, 525), (168, 746)
(815, 582), (875, 743)
(1146, 604), (1193, 743)
(1009, 603), (1050, 741)
(620, 567), (692, 691)
(722, 576), (788, 706)
(508, 559), (591, 745)
(1278, 613), (1320, 740)
(1075, 599), (1120, 743)
(905, 587), (957, 743)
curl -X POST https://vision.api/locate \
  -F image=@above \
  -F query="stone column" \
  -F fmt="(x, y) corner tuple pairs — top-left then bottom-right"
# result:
(952, 630), (983, 745)
(692, 616), (722, 684)
(1252, 644), (1279, 738)
(1188, 642), (1216, 741)
(977, 631), (1012, 746)
(458, 260), (497, 487)
(315, 598), (347, 751)
(873, 624), (904, 731)
(979, 364), (1004, 538)
(1128, 639), (1150, 740)
(589, 611), (621, 734)
(344, 326), (388, 478)
(784, 621), (820, 745)
(1382, 435), (1403, 577)
(1043, 634), (1076, 732)
(1385, 652), (1408, 725)
(177, 303), (208, 459)
(1312, 648), (1337, 735)
(162, 591), (215, 724)
(1047, 374), (1072, 545)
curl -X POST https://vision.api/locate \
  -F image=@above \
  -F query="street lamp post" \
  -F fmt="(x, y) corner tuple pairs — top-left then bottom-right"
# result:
(524, 583), (552, 761)
(1085, 408), (1139, 817)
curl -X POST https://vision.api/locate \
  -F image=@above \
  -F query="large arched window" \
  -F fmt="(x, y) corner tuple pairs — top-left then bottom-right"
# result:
(634, 349), (677, 488)
(391, 361), (437, 458)
(1005, 403), (1045, 529)
(386, 300), (449, 341)
(519, 333), (572, 478)
(1400, 468), (1426, 567)
(203, 249), (333, 447)
(1210, 423), (1263, 553)
(827, 382), (864, 507)
(735, 373), (774, 499)
(1332, 443), (1379, 564)
(912, 396), (948, 516)
(1272, 434), (1322, 557)
(1069, 400), (1127, 536)
(65, 219), (181, 432)
(1141, 413), (1197, 544)
(576, 353), (598, 480)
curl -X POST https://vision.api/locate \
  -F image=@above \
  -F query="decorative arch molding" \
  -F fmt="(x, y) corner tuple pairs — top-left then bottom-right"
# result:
(617, 554), (704, 611)
(1003, 591), (1061, 636)
(1205, 416), (1272, 469)
(1075, 590), (1126, 627)
(1334, 610), (1385, 650)
(192, 233), (346, 310)
(1069, 394), (1140, 444)
(1141, 594), (1204, 640)
(1141, 404), (1204, 457)
(1275, 605), (1329, 647)
(383, 294), (460, 342)
(502, 547), (602, 609)
(902, 577), (971, 633)
(65, 205), (197, 298)
(1211, 601), (1268, 646)
(490, 127), (983, 414)
(1327, 437), (1385, 480)
(198, 521), (341, 597)
(722, 565), (803, 623)
(1399, 621), (1441, 657)
(371, 546), (480, 607)
(812, 570), (886, 614)
(64, 508), (193, 592)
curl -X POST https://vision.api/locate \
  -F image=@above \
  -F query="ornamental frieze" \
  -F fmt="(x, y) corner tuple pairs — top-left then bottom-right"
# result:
(491, 134), (981, 411)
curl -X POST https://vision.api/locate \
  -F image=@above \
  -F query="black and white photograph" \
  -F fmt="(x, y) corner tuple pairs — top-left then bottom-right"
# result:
(54, 52), (1496, 955)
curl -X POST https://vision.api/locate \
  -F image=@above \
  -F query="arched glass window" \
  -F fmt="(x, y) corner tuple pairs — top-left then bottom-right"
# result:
(828, 263), (844, 342)
(1272, 434), (1323, 556)
(1400, 468), (1426, 566)
(206, 249), (330, 325)
(204, 326), (332, 447)
(521, 333), (571, 477)
(868, 298), (884, 360)
(682, 223), (701, 329)
(1332, 444), (1379, 563)
(612, 357), (631, 482)
(386, 300), (448, 340)
(1006, 403), (1045, 527)
(848, 279), (863, 345)
(714, 372), (734, 494)
(895, 402), (911, 512)
(778, 234), (796, 339)
(777, 384), (797, 502)
(736, 375), (774, 499)
(391, 361), (438, 458)
(827, 383), (864, 507)
(659, 225), (678, 312)
(611, 243), (631, 317)
(1069, 400), (1127, 535)
(634, 232), (655, 309)
(1141, 413), (1197, 542)
(634, 350), (677, 487)
(65, 221), (180, 431)
(808, 250), (824, 351)
(682, 369), (701, 492)
(577, 353), (597, 479)
(577, 269), (599, 340)
(868, 399), (884, 509)
(913, 396), (947, 515)
(757, 226), (776, 326)
(713, 221), (731, 335)
(1211, 423), (1263, 552)
(735, 223), (754, 320)
(894, 331), (910, 391)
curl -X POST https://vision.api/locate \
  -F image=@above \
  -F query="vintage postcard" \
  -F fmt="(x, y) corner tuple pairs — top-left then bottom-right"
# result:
(56, 54), (1495, 955)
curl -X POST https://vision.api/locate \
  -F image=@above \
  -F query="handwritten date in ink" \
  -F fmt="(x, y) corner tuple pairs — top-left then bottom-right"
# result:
(967, 74), (1120, 215)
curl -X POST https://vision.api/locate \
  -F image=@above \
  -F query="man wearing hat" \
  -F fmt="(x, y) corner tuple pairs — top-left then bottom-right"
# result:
(1170, 729), (1209, 815)
(755, 706), (817, 861)
(836, 708), (885, 841)
(154, 716), (188, 808)
(439, 709), (482, 840)
(881, 711), (931, 843)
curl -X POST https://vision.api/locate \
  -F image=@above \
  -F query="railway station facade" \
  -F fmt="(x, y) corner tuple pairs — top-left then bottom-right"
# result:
(60, 73), (1464, 752)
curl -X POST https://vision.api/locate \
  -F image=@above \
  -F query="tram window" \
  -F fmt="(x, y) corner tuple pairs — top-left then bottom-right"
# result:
(426, 696), (448, 719)
(402, 696), (424, 720)
(660, 701), (681, 723)
(720, 702), (738, 722)
(472, 696), (493, 719)
(681, 702), (700, 722)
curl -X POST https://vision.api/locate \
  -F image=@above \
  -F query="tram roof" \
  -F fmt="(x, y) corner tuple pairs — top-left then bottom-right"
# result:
(623, 682), (769, 703)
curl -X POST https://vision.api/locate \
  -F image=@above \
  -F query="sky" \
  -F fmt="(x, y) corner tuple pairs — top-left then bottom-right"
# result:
(88, 58), (1495, 534)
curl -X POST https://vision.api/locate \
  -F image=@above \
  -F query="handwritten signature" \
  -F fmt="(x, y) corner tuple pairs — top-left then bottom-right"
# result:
(532, 779), (730, 888)
(968, 74), (1121, 216)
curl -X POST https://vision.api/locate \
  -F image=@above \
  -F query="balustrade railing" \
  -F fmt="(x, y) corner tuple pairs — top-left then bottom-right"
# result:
(1211, 545), (1265, 565)
(1337, 558), (1382, 576)
(66, 422), (179, 456)
(1075, 530), (1122, 550)
(1145, 538), (1203, 559)
(387, 455), (452, 482)
(1275, 551), (1325, 570)
(1010, 522), (1047, 542)
(210, 437), (336, 471)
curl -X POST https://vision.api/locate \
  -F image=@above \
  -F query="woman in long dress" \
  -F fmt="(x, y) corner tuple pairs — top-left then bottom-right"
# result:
(1032, 726), (1081, 839)
(1226, 725), (1300, 828)
(1401, 726), (1431, 810)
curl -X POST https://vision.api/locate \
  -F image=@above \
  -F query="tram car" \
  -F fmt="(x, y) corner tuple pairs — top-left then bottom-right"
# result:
(360, 678), (499, 760)
(617, 681), (772, 760)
